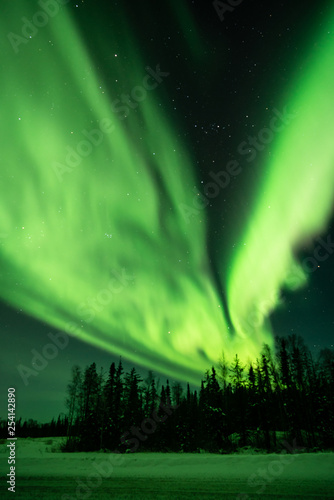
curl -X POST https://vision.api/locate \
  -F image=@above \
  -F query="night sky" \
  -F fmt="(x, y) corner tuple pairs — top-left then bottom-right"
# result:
(1, 0), (333, 422)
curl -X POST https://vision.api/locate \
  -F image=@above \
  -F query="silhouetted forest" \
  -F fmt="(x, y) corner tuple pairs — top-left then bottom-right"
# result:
(0, 414), (68, 438)
(1, 335), (333, 453)
(61, 335), (334, 453)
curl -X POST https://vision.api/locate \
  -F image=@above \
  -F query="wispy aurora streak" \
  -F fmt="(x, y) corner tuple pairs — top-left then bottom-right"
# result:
(1, 3), (333, 383)
(227, 14), (334, 344)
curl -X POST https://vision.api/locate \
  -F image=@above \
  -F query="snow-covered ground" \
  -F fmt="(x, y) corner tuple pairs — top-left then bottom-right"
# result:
(1, 437), (333, 499)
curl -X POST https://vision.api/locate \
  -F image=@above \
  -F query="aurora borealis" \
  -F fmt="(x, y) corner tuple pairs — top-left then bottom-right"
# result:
(1, 0), (334, 411)
(227, 17), (334, 347)
(1, 1), (235, 384)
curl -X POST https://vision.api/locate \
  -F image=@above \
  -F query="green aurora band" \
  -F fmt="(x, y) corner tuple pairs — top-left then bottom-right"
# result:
(227, 14), (334, 347)
(1, 3), (334, 383)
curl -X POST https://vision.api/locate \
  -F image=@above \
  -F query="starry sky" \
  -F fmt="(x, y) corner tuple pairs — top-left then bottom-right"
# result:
(1, 0), (333, 422)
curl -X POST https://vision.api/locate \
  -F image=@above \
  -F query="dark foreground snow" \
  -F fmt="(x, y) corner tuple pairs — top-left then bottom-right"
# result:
(1, 438), (333, 499)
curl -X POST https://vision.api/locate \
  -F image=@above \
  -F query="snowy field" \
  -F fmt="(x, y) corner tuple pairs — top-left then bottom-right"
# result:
(1, 437), (334, 499)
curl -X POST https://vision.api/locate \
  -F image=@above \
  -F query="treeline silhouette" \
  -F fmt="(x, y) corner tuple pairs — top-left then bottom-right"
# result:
(0, 415), (68, 438)
(61, 335), (334, 453)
